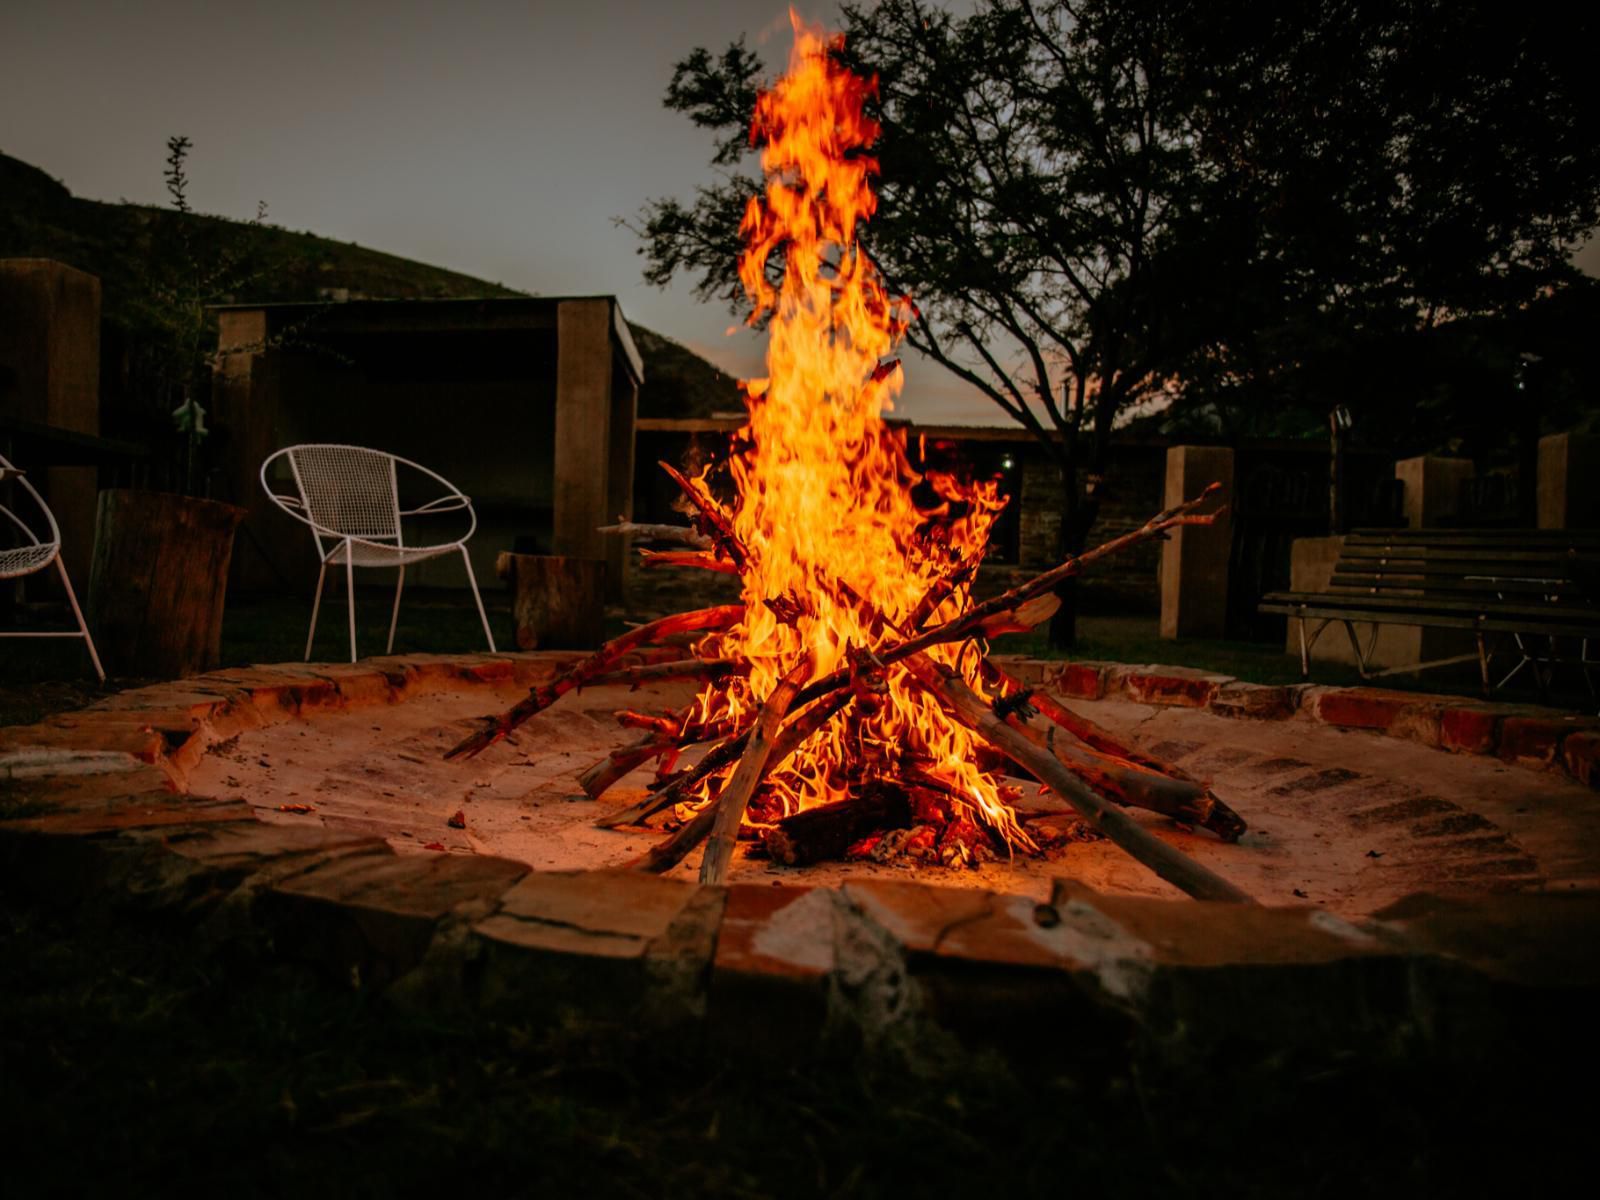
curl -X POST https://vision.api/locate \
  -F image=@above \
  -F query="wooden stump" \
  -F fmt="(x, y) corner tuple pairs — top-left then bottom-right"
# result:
(497, 552), (606, 650)
(87, 489), (245, 679)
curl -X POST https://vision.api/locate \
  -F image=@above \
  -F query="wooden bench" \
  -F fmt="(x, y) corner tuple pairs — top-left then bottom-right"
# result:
(1259, 528), (1600, 696)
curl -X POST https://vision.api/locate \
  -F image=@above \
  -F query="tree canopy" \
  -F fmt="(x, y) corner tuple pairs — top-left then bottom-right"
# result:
(636, 0), (1599, 637)
(638, 0), (1597, 452)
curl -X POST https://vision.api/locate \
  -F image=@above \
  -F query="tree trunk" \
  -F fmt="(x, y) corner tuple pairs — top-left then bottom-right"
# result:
(496, 552), (606, 650)
(1048, 464), (1094, 649)
(87, 489), (244, 679)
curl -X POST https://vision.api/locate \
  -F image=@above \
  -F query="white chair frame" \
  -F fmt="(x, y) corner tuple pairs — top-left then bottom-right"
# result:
(0, 454), (105, 681)
(259, 444), (496, 662)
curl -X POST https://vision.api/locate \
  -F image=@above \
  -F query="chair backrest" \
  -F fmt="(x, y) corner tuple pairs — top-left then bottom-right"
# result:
(281, 444), (401, 543)
(0, 452), (61, 552)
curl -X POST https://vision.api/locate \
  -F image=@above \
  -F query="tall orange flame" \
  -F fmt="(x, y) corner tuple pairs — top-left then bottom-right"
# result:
(692, 13), (1029, 850)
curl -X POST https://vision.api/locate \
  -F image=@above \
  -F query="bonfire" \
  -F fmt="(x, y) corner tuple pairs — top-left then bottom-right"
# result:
(448, 17), (1249, 902)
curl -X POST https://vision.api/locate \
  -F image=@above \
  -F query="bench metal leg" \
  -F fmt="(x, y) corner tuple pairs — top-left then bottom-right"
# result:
(1476, 633), (1491, 696)
(1342, 620), (1379, 679)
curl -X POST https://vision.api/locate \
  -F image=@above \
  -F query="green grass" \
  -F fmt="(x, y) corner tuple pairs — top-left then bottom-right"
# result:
(0, 889), (1575, 1198)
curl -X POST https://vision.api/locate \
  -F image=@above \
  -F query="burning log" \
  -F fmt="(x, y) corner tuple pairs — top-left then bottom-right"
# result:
(902, 654), (1254, 903)
(700, 653), (816, 884)
(639, 550), (742, 574)
(620, 691), (857, 870)
(442, 604), (743, 760)
(657, 461), (749, 571)
(579, 658), (747, 690)
(608, 686), (851, 832)
(763, 781), (911, 866)
(614, 709), (685, 736)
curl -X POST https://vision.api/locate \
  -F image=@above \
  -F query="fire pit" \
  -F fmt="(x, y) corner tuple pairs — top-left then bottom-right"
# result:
(181, 659), (1599, 915)
(442, 23), (1243, 901)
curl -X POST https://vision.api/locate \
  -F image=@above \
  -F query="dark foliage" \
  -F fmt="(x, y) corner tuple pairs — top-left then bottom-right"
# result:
(634, 0), (1600, 640)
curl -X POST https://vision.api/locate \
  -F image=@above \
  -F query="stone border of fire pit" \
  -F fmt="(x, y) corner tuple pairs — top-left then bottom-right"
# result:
(2, 651), (1596, 1065)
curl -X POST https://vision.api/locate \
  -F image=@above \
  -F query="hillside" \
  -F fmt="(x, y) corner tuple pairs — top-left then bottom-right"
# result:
(0, 151), (738, 418)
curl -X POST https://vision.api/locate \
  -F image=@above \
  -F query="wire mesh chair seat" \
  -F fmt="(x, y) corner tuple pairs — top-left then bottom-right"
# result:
(0, 540), (65, 578)
(321, 539), (468, 568)
(0, 455), (105, 681)
(261, 444), (496, 662)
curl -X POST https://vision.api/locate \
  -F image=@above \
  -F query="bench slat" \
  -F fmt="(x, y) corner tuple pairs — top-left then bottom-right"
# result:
(1329, 572), (1576, 592)
(1264, 590), (1600, 619)
(1258, 600), (1600, 639)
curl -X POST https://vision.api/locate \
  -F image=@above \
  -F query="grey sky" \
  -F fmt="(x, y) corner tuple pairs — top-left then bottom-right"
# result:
(2, 1), (1594, 425)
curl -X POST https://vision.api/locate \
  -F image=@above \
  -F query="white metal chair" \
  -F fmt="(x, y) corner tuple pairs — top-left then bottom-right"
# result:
(0, 454), (105, 681)
(260, 444), (496, 662)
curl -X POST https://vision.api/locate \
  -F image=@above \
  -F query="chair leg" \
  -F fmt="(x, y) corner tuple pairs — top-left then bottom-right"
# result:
(346, 547), (358, 663)
(56, 557), (105, 683)
(461, 546), (497, 653)
(387, 565), (405, 655)
(306, 560), (328, 661)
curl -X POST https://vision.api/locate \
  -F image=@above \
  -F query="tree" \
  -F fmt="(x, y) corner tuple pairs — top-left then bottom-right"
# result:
(1161, 0), (1600, 455)
(636, 0), (1600, 643)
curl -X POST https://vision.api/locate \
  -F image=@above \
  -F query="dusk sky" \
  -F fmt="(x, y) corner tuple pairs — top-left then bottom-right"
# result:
(3, 1), (1595, 424)
(0, 0), (1013, 425)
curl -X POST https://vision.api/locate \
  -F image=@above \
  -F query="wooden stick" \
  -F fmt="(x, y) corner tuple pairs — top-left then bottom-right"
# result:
(902, 654), (1254, 903)
(700, 653), (816, 884)
(577, 731), (674, 798)
(597, 726), (751, 829)
(792, 485), (1224, 708)
(599, 520), (711, 548)
(981, 659), (1192, 778)
(627, 791), (722, 874)
(579, 658), (747, 690)
(980, 659), (1247, 841)
(442, 604), (743, 760)
(614, 710), (684, 736)
(580, 712), (741, 800)
(659, 460), (749, 571)
(622, 687), (851, 865)
(639, 549), (743, 574)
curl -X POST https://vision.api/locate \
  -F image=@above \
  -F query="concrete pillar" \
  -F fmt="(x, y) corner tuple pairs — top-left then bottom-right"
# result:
(604, 367), (638, 601)
(553, 300), (615, 570)
(0, 259), (101, 587)
(1159, 445), (1233, 640)
(1394, 455), (1474, 529)
(212, 310), (281, 592)
(1537, 432), (1600, 529)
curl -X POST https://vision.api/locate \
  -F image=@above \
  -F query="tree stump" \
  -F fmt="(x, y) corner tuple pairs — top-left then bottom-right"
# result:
(87, 489), (245, 679)
(497, 552), (606, 650)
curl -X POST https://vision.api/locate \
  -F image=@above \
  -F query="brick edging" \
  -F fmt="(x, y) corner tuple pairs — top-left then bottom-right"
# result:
(990, 656), (1600, 789)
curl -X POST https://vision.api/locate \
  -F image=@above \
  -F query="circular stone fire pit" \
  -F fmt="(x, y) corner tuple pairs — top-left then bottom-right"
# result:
(183, 659), (1596, 912)
(5, 650), (1598, 1062)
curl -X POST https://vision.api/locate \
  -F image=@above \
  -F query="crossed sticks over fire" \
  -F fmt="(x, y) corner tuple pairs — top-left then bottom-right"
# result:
(445, 480), (1252, 904)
